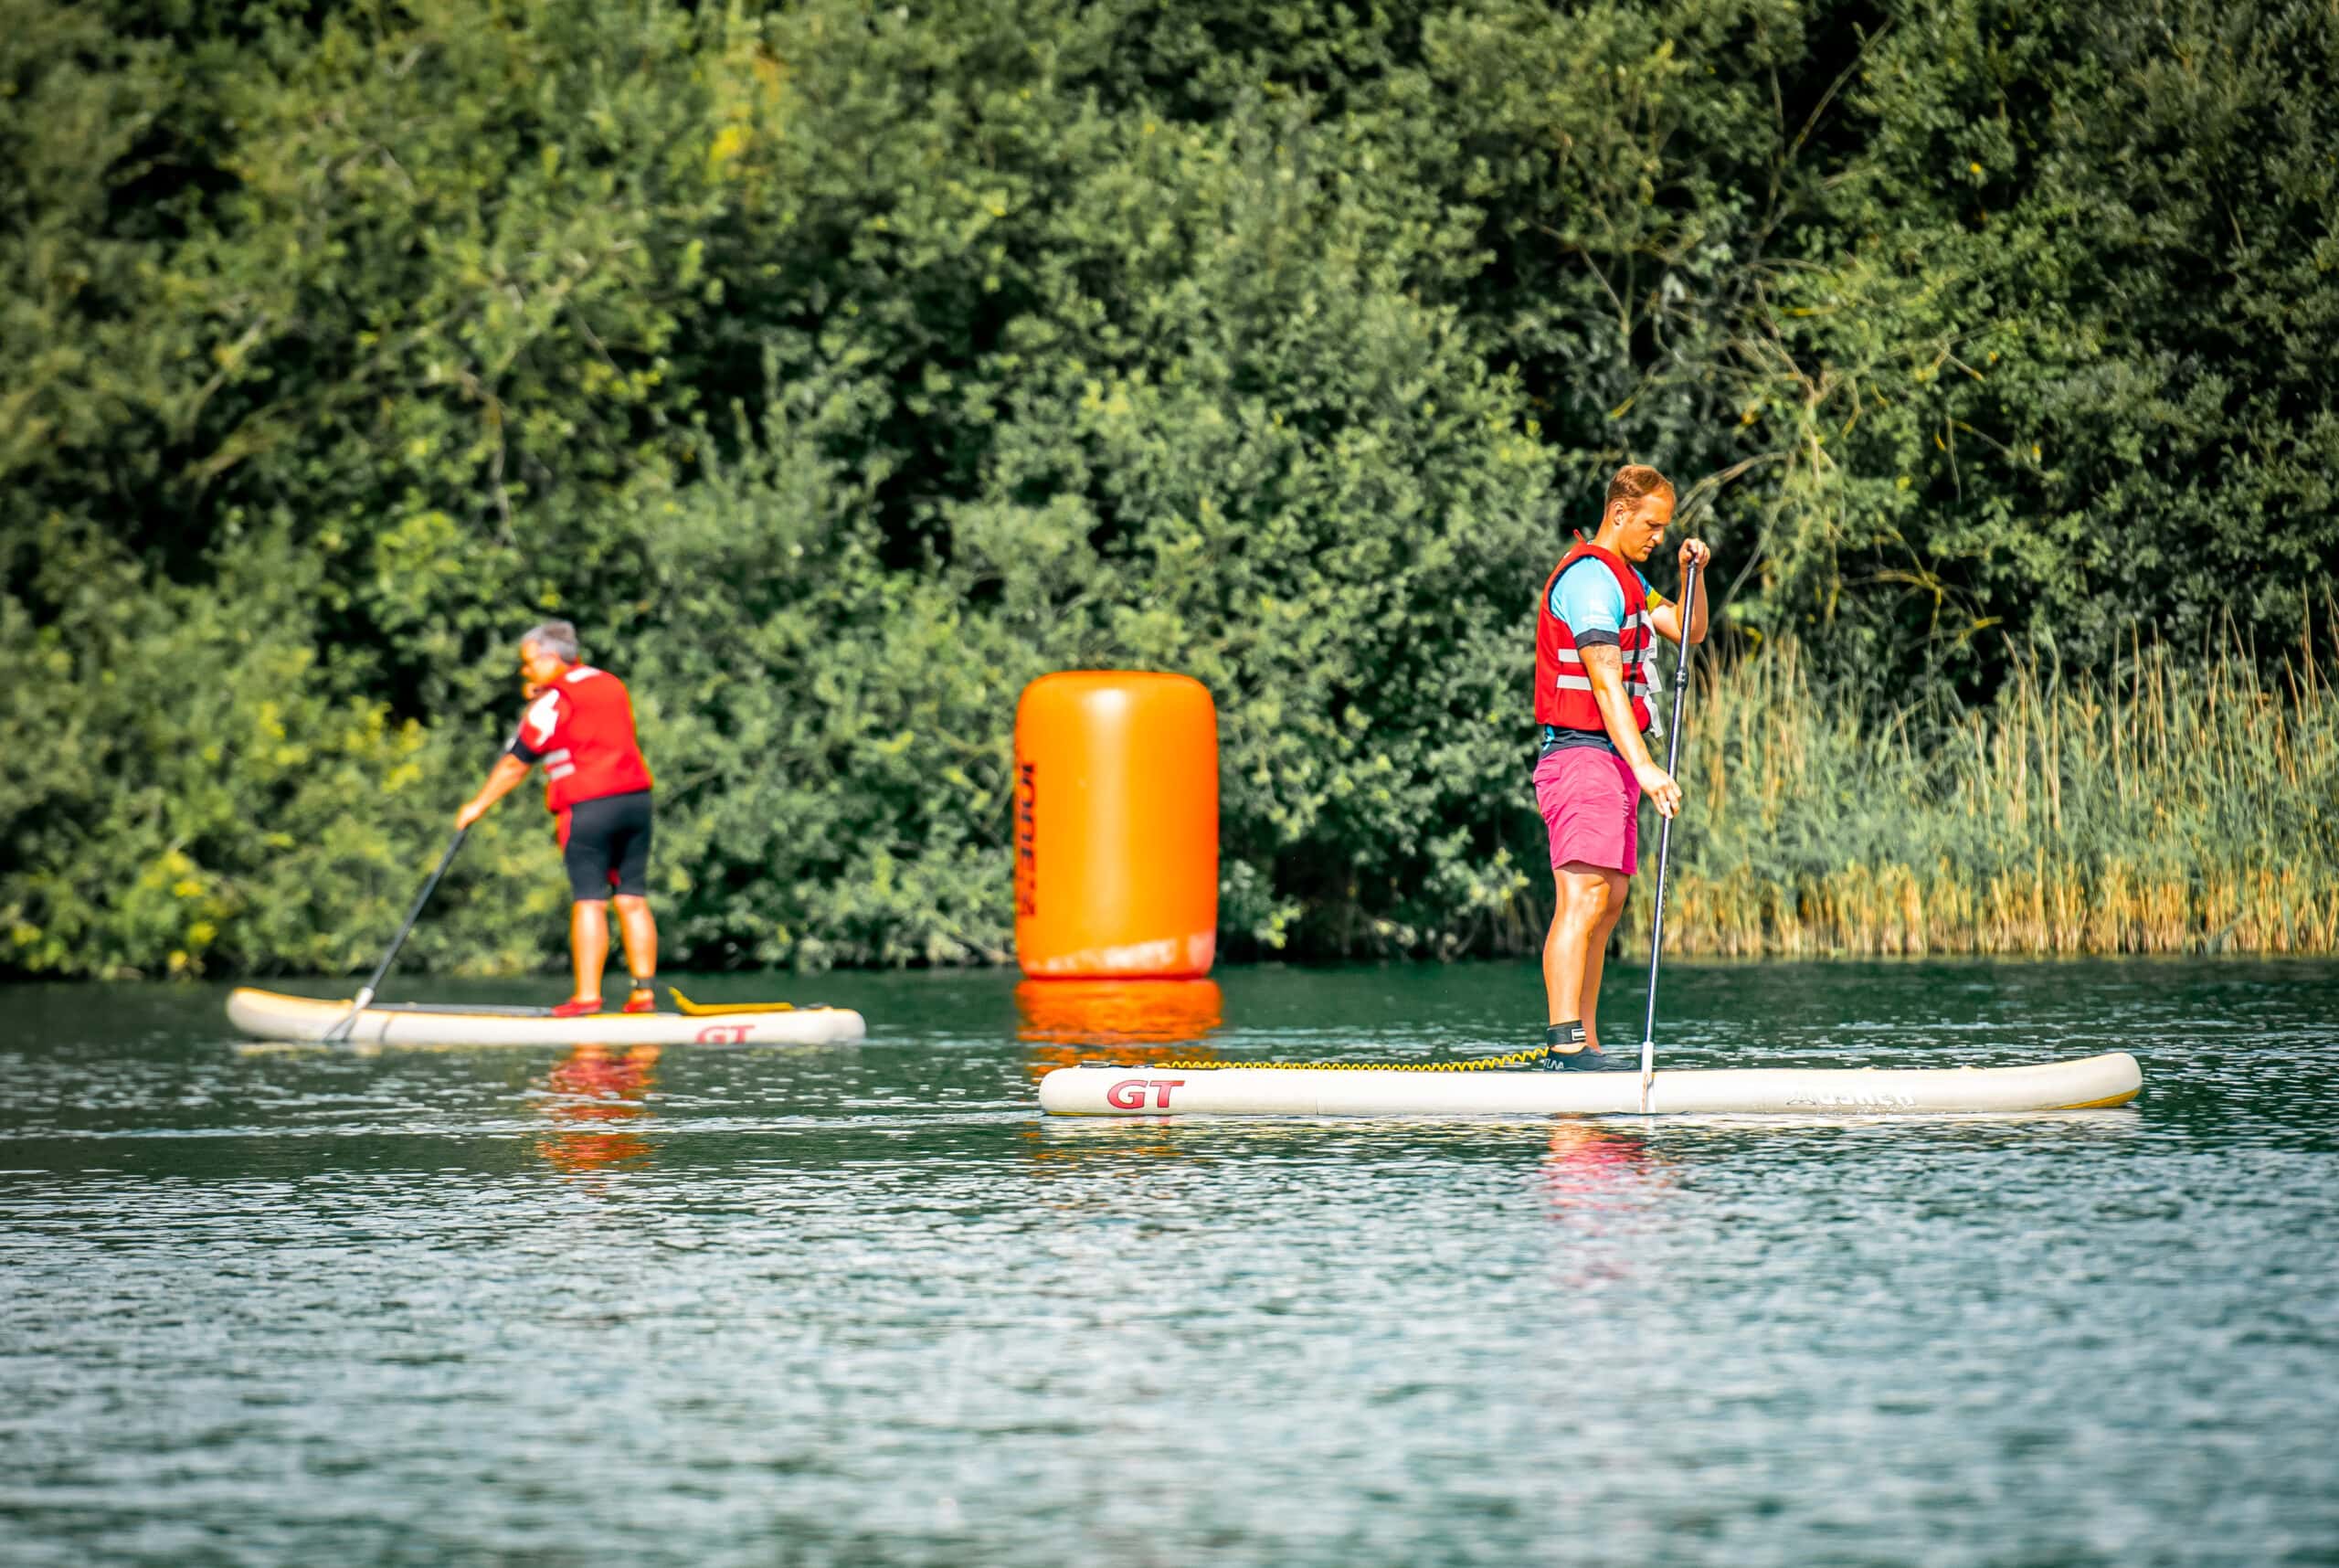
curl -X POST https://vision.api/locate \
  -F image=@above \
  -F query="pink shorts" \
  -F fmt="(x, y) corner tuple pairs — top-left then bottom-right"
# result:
(1533, 747), (1640, 875)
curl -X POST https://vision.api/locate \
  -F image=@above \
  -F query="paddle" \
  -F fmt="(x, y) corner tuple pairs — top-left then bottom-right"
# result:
(323, 828), (471, 1044)
(1637, 560), (1702, 1111)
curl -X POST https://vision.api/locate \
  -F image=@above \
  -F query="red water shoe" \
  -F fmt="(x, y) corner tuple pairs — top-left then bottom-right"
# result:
(548, 997), (606, 1019)
(621, 988), (659, 1015)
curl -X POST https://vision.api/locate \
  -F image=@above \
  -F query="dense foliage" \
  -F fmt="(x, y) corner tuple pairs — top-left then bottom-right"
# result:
(5, 0), (2334, 976)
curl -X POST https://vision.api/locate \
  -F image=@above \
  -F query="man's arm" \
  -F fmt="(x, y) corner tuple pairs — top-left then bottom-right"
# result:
(1582, 644), (1683, 819)
(1646, 537), (1712, 646)
(455, 688), (559, 830)
(455, 755), (530, 830)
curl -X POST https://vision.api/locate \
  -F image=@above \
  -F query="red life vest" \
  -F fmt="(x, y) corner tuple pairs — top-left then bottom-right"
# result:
(1535, 542), (1657, 735)
(519, 666), (654, 824)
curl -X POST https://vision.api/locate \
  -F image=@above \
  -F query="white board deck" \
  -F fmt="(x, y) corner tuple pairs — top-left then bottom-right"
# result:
(1037, 1052), (2142, 1118)
(228, 987), (865, 1048)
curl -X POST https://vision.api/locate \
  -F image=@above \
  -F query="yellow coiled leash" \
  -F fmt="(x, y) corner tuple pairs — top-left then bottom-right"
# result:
(1152, 1045), (1555, 1074)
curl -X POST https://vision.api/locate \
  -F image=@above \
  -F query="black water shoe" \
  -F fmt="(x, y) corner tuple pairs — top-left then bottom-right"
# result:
(1538, 1046), (1636, 1072)
(1531, 1021), (1630, 1070)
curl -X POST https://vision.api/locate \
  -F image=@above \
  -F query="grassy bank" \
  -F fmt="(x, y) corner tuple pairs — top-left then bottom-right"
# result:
(1615, 620), (2339, 958)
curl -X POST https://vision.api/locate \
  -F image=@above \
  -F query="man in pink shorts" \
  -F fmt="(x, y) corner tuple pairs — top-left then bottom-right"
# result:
(1530, 465), (1710, 1066)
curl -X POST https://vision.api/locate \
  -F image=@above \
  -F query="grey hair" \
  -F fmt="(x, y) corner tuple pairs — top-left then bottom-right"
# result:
(520, 620), (581, 662)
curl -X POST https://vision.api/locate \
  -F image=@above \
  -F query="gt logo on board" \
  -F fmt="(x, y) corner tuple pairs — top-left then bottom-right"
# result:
(1106, 1078), (1186, 1109)
(694, 1023), (754, 1044)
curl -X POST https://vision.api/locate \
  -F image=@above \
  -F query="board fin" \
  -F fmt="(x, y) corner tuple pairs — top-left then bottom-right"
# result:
(669, 988), (796, 1017)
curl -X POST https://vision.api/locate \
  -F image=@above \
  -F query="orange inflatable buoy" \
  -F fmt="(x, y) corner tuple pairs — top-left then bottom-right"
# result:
(1014, 672), (1218, 979)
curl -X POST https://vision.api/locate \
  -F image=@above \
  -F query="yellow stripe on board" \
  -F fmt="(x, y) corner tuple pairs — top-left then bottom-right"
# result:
(669, 988), (797, 1017)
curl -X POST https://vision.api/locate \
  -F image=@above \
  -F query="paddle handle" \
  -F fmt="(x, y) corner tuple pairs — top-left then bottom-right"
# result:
(1638, 562), (1702, 1107)
(325, 828), (469, 1041)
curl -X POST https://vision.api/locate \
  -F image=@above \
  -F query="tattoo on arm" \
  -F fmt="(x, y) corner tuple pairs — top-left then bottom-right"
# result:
(1580, 644), (1656, 768)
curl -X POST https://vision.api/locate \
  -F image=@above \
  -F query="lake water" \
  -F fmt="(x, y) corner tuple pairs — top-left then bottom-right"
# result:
(1, 959), (2334, 1566)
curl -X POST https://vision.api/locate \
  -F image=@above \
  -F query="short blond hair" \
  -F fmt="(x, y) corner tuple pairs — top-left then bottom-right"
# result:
(1605, 464), (1674, 512)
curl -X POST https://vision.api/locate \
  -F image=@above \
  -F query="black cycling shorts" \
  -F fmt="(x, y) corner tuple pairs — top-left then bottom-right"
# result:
(564, 789), (654, 902)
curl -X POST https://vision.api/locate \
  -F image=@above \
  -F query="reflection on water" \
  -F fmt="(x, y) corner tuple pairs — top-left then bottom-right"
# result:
(1016, 978), (1222, 1078)
(1014, 976), (1223, 1043)
(1538, 1123), (1675, 1294)
(1540, 1119), (1662, 1201)
(1020, 1118), (1198, 1173)
(534, 1044), (661, 1174)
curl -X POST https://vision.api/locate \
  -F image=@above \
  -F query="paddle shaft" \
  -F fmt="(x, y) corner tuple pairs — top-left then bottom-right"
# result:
(325, 828), (469, 1042)
(1638, 562), (1702, 1103)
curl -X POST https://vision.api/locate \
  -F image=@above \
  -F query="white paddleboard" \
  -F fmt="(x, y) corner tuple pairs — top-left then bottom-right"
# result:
(228, 987), (865, 1048)
(1036, 1052), (2142, 1117)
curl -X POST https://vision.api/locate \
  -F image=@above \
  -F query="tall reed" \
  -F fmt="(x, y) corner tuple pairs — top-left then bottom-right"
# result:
(1611, 615), (2339, 957)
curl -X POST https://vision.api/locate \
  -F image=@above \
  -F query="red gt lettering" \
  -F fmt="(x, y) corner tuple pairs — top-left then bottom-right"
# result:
(694, 1023), (753, 1044)
(1105, 1077), (1185, 1109)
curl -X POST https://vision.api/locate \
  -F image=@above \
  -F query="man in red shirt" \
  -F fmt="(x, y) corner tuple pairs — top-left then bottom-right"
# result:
(455, 620), (661, 1018)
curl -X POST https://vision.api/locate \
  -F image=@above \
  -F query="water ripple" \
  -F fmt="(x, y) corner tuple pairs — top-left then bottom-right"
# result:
(0, 960), (2334, 1565)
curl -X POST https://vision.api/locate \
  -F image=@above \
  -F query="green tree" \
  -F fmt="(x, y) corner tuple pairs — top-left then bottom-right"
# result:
(3, 0), (2332, 977)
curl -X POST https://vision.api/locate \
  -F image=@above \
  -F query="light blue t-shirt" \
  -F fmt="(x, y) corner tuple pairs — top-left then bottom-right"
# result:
(1549, 557), (1660, 642)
